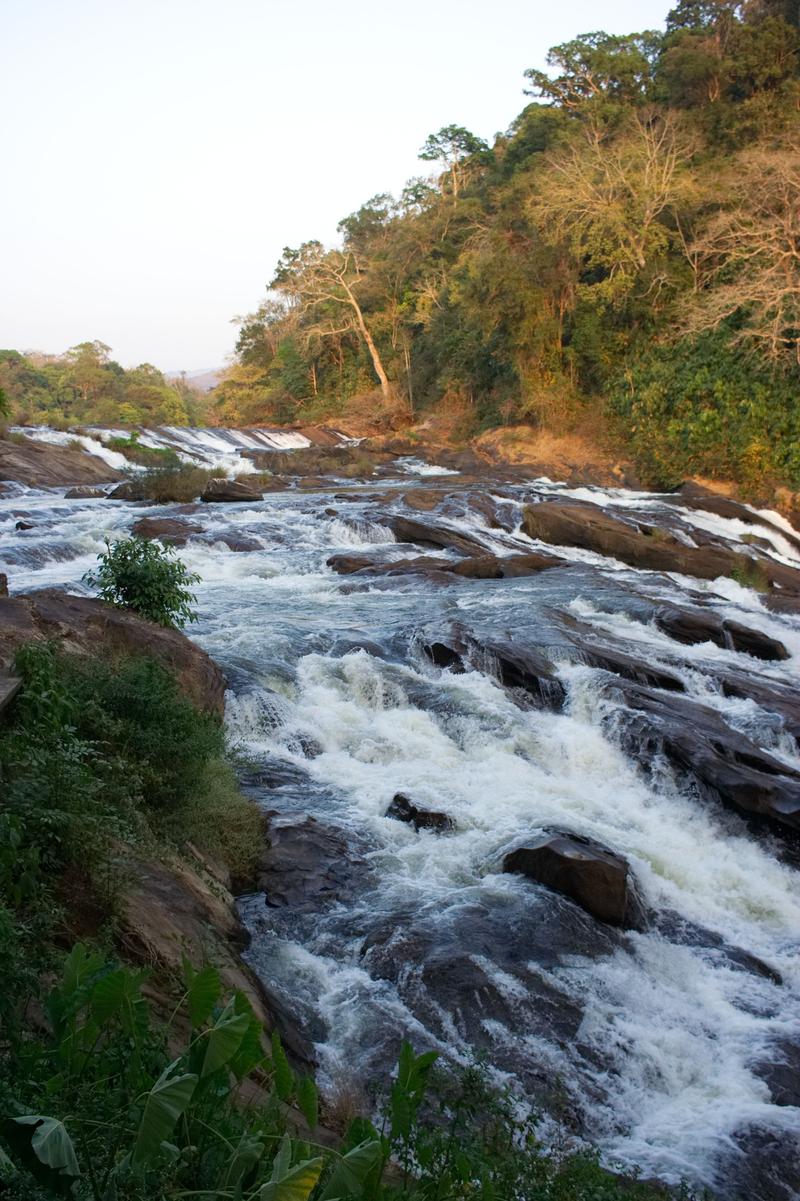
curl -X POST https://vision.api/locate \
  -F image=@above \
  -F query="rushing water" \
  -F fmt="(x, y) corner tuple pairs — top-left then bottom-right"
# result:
(2, 442), (799, 1199)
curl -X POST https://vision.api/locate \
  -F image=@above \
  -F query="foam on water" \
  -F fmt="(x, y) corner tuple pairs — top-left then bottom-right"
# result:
(3, 472), (799, 1192)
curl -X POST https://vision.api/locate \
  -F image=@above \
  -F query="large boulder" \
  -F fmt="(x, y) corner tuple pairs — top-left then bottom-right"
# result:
(503, 831), (646, 930)
(386, 793), (455, 833)
(131, 516), (203, 546)
(384, 514), (490, 557)
(0, 590), (226, 716)
(255, 817), (366, 910)
(654, 606), (789, 661)
(200, 478), (264, 503)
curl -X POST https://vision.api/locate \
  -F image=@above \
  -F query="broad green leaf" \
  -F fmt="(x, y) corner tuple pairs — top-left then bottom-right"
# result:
(131, 1063), (198, 1165)
(261, 1157), (324, 1201)
(320, 1139), (382, 1200)
(91, 968), (149, 1036)
(185, 964), (222, 1028)
(201, 1004), (250, 1077)
(14, 1116), (80, 1178)
(271, 1030), (294, 1101)
(227, 1134), (265, 1186)
(0, 1143), (17, 1177)
(296, 1076), (318, 1131)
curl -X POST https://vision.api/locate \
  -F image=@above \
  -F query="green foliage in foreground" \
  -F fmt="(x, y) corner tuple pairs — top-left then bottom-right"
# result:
(0, 949), (680, 1201)
(84, 537), (200, 628)
(0, 644), (686, 1200)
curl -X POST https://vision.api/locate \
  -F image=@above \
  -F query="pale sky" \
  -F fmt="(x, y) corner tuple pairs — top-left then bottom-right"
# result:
(2, 0), (668, 372)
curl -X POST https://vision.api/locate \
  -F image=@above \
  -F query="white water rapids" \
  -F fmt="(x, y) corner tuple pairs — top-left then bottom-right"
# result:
(1, 451), (799, 1199)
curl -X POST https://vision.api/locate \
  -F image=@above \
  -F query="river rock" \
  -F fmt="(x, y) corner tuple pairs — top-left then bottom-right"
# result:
(608, 680), (800, 830)
(654, 606), (789, 661)
(402, 489), (445, 512)
(0, 574), (7, 598)
(255, 817), (365, 910)
(521, 500), (800, 592)
(200, 478), (264, 503)
(503, 832), (646, 930)
(108, 480), (142, 500)
(0, 590), (226, 716)
(384, 514), (490, 557)
(386, 793), (455, 833)
(64, 485), (107, 499)
(0, 437), (122, 488)
(131, 516), (203, 546)
(15, 520), (34, 530)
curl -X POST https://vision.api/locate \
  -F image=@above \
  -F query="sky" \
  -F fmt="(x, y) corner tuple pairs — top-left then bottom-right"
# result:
(2, 0), (668, 372)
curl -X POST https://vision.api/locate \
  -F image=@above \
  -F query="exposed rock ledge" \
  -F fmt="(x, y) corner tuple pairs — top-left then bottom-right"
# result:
(0, 589), (225, 716)
(0, 435), (122, 487)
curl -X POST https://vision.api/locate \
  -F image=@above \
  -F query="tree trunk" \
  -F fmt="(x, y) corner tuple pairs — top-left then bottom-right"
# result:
(342, 282), (393, 403)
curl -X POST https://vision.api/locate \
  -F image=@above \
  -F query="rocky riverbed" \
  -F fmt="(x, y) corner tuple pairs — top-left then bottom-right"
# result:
(2, 431), (799, 1200)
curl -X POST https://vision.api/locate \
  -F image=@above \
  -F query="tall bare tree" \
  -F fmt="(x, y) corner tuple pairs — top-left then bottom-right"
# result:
(684, 141), (800, 363)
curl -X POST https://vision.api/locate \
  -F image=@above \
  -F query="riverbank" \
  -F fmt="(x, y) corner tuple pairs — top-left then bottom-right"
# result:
(2, 437), (800, 1197)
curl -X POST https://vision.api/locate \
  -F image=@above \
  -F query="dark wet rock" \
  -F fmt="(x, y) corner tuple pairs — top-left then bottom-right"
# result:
(386, 793), (455, 833)
(452, 552), (565, 579)
(201, 532), (264, 552)
(0, 574), (7, 598)
(653, 911), (783, 985)
(729, 1125), (800, 1201)
(422, 642), (466, 672)
(108, 480), (142, 500)
(718, 670), (800, 743)
(326, 551), (564, 582)
(756, 1038), (800, 1107)
(131, 516), (203, 546)
(607, 681), (800, 830)
(579, 644), (686, 693)
(0, 590), (226, 717)
(671, 482), (800, 553)
(14, 520), (34, 530)
(654, 606), (789, 662)
(522, 500), (800, 594)
(384, 514), (489, 557)
(424, 627), (566, 709)
(200, 477), (265, 503)
(64, 485), (107, 499)
(331, 637), (388, 658)
(255, 817), (366, 911)
(503, 831), (646, 930)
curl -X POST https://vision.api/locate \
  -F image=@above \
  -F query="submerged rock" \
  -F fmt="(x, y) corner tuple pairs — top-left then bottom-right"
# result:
(386, 793), (455, 833)
(200, 478), (264, 503)
(503, 831), (646, 930)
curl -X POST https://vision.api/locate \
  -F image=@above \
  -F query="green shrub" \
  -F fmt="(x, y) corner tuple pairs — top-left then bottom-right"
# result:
(115, 464), (222, 503)
(108, 433), (182, 469)
(606, 329), (800, 499)
(83, 536), (200, 628)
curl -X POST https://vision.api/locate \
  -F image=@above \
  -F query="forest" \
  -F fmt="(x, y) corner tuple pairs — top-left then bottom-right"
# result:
(0, 343), (207, 428)
(211, 0), (800, 497)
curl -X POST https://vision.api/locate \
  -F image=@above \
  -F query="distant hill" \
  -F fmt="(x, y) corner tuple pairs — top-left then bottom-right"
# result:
(166, 368), (223, 393)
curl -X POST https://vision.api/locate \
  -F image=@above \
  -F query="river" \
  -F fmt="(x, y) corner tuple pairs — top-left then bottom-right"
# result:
(2, 431), (799, 1199)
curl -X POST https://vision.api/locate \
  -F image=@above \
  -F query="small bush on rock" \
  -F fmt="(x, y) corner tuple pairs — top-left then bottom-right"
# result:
(84, 536), (200, 628)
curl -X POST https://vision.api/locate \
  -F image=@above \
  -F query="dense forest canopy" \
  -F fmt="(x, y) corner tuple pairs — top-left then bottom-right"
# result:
(211, 0), (800, 495)
(0, 341), (207, 428)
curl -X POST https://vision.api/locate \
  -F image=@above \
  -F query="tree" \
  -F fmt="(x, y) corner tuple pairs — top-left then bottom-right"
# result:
(684, 141), (800, 362)
(419, 125), (489, 199)
(271, 241), (394, 405)
(524, 32), (662, 117)
(529, 110), (696, 306)
(83, 537), (200, 628)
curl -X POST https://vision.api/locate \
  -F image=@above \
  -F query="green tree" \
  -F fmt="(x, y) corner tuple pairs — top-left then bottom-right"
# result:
(83, 537), (200, 628)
